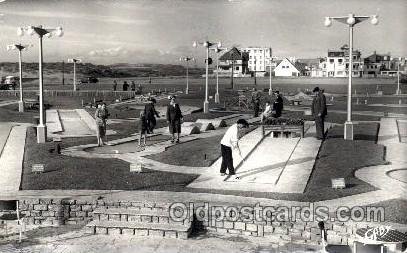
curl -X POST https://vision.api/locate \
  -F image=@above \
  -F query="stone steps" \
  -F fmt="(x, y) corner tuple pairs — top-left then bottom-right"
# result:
(87, 207), (192, 239)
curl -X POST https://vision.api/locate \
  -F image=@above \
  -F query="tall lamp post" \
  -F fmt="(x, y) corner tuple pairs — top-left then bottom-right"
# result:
(396, 57), (402, 95)
(324, 14), (378, 140)
(179, 56), (195, 95)
(6, 43), (32, 112)
(213, 47), (226, 104)
(268, 60), (273, 95)
(17, 25), (64, 143)
(193, 40), (222, 113)
(67, 58), (81, 91)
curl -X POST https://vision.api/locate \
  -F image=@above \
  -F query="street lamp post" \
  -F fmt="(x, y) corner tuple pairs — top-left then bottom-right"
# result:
(68, 58), (81, 91)
(179, 56), (195, 95)
(213, 47), (225, 104)
(324, 14), (378, 140)
(269, 60), (273, 95)
(193, 40), (222, 113)
(396, 58), (402, 95)
(6, 43), (32, 112)
(18, 25), (64, 143)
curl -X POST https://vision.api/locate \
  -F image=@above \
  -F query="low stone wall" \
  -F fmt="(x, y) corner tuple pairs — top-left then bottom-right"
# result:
(14, 198), (403, 246)
(18, 198), (96, 226)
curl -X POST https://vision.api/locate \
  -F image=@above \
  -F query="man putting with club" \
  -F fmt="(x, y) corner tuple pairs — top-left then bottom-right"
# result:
(220, 119), (249, 179)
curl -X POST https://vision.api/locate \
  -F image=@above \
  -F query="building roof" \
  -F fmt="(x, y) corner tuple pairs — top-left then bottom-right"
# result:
(219, 47), (244, 61)
(276, 58), (301, 72)
(364, 52), (391, 63)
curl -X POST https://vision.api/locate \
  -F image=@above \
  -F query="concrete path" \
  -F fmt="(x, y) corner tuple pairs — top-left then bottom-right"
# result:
(0, 122), (14, 156)
(0, 227), (322, 253)
(0, 123), (29, 194)
(354, 117), (407, 198)
(46, 109), (116, 138)
(0, 99), (18, 107)
(187, 122), (329, 194)
(285, 105), (407, 118)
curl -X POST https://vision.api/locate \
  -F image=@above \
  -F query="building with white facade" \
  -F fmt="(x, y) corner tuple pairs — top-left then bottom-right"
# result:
(326, 45), (363, 78)
(241, 47), (272, 76)
(274, 58), (302, 77)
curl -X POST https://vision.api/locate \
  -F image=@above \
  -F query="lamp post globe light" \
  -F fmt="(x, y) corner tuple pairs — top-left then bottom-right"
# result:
(67, 58), (81, 91)
(6, 43), (32, 112)
(18, 25), (64, 143)
(179, 56), (195, 95)
(193, 40), (222, 113)
(324, 14), (378, 140)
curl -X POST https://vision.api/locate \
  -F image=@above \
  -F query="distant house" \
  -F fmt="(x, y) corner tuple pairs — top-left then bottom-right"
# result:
(363, 52), (392, 77)
(326, 45), (363, 78)
(241, 47), (272, 77)
(274, 58), (302, 77)
(216, 47), (249, 77)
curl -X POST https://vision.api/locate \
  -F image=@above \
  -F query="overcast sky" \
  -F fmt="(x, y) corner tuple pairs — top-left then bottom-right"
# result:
(0, 0), (405, 65)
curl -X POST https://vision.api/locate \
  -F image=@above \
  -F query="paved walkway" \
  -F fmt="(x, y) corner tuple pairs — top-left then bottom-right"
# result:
(0, 123), (30, 194)
(46, 109), (116, 138)
(355, 117), (407, 197)
(0, 99), (18, 107)
(188, 122), (330, 194)
(0, 227), (323, 253)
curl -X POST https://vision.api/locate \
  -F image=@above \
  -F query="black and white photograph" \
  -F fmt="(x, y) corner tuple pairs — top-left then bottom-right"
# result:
(0, 0), (406, 252)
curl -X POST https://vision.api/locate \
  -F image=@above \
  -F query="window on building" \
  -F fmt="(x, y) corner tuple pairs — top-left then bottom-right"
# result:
(338, 59), (343, 64)
(236, 67), (239, 71)
(346, 64), (349, 68)
(330, 59), (334, 63)
(259, 50), (262, 53)
(250, 56), (252, 59)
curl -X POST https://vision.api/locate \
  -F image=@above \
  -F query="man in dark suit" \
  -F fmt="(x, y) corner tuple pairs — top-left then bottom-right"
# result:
(272, 91), (284, 118)
(166, 96), (183, 143)
(311, 87), (327, 140)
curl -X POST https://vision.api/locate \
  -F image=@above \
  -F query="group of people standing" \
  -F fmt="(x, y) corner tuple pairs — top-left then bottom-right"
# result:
(138, 95), (183, 145)
(112, 80), (143, 92)
(94, 87), (326, 181)
(94, 95), (183, 147)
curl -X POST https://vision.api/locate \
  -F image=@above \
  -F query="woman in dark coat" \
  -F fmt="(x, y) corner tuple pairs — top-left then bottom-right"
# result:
(166, 96), (183, 143)
(144, 97), (160, 133)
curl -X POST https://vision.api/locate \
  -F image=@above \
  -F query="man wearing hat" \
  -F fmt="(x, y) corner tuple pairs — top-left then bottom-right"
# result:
(311, 87), (327, 140)
(166, 96), (183, 143)
(219, 119), (249, 177)
(272, 91), (284, 118)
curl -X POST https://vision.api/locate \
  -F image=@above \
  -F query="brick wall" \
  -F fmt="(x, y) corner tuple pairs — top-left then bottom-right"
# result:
(15, 198), (386, 245)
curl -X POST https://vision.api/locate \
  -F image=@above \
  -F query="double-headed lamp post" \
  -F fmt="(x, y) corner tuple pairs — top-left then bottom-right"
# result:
(193, 40), (222, 113)
(17, 25), (64, 143)
(179, 56), (195, 95)
(324, 14), (378, 140)
(6, 43), (32, 112)
(67, 58), (81, 91)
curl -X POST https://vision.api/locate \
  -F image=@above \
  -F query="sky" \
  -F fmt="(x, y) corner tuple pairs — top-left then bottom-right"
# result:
(0, 0), (405, 65)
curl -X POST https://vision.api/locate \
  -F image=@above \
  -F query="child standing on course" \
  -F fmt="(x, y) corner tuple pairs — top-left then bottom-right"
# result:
(139, 111), (148, 146)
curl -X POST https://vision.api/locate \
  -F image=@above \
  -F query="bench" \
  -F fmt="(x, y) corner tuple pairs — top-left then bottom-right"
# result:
(261, 124), (304, 138)
(24, 99), (39, 109)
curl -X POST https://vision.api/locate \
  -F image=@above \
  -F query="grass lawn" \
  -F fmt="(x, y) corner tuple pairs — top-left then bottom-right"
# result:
(146, 135), (223, 167)
(145, 123), (384, 202)
(364, 199), (407, 224)
(21, 127), (198, 190)
(0, 104), (38, 123)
